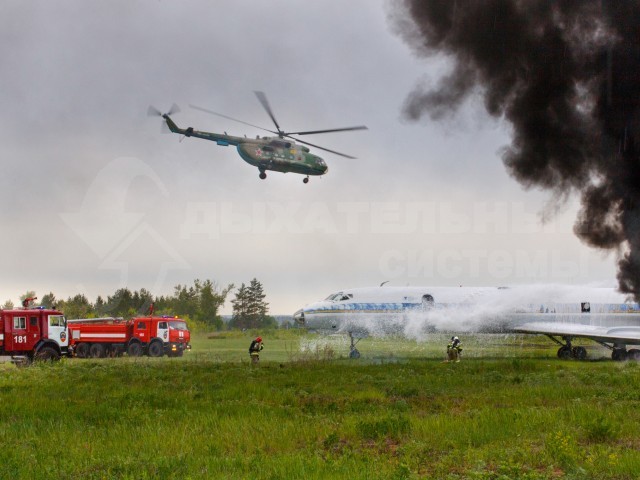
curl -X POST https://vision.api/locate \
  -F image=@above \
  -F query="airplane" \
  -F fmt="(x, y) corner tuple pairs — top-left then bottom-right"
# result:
(148, 92), (367, 183)
(292, 285), (640, 361)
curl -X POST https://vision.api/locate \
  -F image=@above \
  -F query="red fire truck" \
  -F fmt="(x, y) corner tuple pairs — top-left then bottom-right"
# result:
(0, 307), (69, 364)
(0, 307), (190, 364)
(68, 316), (191, 358)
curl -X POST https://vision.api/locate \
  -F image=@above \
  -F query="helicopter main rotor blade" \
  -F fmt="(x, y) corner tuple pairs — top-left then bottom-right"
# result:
(286, 125), (368, 136)
(285, 135), (357, 159)
(254, 91), (282, 134)
(189, 104), (278, 136)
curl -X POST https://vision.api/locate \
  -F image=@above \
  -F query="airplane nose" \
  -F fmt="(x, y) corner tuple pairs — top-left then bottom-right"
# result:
(293, 309), (305, 325)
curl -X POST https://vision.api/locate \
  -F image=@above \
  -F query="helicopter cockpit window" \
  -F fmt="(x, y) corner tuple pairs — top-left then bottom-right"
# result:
(262, 145), (274, 152)
(269, 140), (293, 149)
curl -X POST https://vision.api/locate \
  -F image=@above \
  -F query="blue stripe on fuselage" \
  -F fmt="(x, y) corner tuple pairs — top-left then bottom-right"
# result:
(305, 302), (421, 314)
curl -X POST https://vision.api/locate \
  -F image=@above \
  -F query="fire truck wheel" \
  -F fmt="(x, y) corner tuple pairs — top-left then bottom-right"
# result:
(127, 342), (143, 357)
(15, 358), (32, 368)
(148, 341), (164, 357)
(76, 343), (90, 358)
(89, 343), (106, 358)
(35, 347), (60, 362)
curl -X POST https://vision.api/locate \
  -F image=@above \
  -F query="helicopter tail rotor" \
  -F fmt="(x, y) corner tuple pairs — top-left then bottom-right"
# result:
(147, 103), (181, 117)
(148, 104), (181, 133)
(147, 105), (163, 117)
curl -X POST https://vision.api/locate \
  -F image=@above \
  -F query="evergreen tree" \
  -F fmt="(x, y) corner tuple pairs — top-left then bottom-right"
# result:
(247, 278), (268, 321)
(230, 278), (272, 329)
(94, 296), (106, 316)
(230, 283), (249, 329)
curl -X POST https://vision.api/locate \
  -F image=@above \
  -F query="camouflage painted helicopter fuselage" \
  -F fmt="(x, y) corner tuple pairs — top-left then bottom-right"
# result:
(163, 115), (328, 179)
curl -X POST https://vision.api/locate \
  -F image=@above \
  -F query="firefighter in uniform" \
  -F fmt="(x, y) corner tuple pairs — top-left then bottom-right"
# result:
(249, 336), (264, 364)
(447, 336), (462, 362)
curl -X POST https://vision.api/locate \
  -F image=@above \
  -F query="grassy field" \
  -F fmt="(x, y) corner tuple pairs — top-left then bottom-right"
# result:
(1, 330), (639, 479)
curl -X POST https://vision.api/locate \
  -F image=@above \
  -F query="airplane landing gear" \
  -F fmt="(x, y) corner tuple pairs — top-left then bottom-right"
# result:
(627, 349), (640, 361)
(550, 336), (640, 362)
(572, 346), (587, 360)
(557, 345), (572, 360)
(550, 336), (589, 360)
(612, 348), (628, 361)
(348, 332), (361, 359)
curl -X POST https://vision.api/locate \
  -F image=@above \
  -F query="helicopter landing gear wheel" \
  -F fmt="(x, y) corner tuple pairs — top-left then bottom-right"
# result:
(259, 170), (267, 180)
(303, 176), (309, 184)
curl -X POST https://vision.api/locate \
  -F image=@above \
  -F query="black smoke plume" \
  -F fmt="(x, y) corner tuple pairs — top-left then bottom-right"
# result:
(391, 0), (640, 299)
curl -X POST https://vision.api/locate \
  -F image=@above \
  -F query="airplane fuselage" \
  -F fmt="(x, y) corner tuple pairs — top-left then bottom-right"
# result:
(293, 285), (640, 360)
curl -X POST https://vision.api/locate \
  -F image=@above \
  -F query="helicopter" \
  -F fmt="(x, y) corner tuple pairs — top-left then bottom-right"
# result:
(148, 92), (367, 183)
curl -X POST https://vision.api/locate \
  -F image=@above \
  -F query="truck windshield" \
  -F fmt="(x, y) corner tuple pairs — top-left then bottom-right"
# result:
(49, 315), (66, 327)
(169, 321), (188, 331)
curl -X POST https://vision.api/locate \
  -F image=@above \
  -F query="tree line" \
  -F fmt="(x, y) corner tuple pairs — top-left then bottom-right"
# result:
(4, 278), (278, 332)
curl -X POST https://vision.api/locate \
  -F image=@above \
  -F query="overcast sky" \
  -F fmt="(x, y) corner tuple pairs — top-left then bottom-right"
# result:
(1, 0), (619, 314)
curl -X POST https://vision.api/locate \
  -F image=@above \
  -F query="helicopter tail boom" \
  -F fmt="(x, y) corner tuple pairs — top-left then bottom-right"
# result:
(162, 115), (243, 146)
(162, 114), (182, 134)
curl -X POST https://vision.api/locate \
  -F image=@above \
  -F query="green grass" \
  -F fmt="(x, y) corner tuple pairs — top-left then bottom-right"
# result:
(1, 331), (639, 479)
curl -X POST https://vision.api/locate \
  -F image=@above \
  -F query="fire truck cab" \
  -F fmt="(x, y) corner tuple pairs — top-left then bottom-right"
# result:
(128, 316), (191, 357)
(0, 308), (67, 363)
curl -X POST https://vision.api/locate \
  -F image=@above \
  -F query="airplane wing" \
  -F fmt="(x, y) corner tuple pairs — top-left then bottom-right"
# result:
(514, 322), (640, 346)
